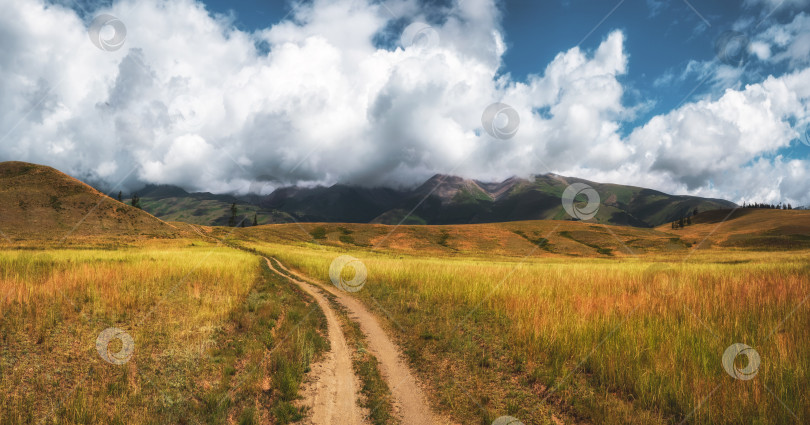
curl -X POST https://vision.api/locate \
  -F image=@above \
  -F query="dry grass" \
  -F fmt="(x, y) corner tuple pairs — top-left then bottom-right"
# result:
(656, 209), (810, 250)
(243, 237), (810, 425)
(2, 206), (808, 424)
(0, 162), (176, 242)
(232, 220), (690, 258)
(0, 240), (327, 424)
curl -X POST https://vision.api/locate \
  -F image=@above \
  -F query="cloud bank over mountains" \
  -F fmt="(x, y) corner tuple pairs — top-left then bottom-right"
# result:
(1, 0), (809, 205)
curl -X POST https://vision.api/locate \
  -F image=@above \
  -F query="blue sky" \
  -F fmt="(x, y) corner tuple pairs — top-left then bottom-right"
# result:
(196, 0), (803, 129)
(196, 0), (810, 165)
(2, 0), (810, 204)
(201, 0), (810, 168)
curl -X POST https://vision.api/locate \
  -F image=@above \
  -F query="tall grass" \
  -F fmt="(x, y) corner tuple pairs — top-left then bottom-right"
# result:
(247, 241), (810, 424)
(0, 242), (326, 424)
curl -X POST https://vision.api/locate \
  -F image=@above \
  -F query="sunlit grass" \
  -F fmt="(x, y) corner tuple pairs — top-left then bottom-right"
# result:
(0, 241), (326, 424)
(245, 240), (810, 424)
(2, 227), (806, 424)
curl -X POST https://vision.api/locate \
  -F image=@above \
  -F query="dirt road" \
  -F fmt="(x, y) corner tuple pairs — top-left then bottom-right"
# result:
(270, 258), (451, 425)
(264, 258), (367, 425)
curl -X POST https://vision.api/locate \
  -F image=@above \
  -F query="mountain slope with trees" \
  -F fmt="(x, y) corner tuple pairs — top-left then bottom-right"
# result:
(129, 173), (737, 228)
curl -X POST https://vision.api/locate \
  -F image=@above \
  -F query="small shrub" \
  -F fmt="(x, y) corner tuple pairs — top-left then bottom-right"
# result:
(437, 230), (450, 247)
(309, 227), (327, 240)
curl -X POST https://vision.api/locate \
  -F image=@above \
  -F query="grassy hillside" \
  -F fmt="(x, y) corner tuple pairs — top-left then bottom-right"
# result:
(509, 174), (736, 227)
(228, 219), (693, 258)
(126, 185), (294, 226)
(133, 196), (293, 226)
(121, 173), (737, 228)
(231, 206), (808, 257)
(656, 208), (810, 250)
(0, 162), (177, 243)
(361, 173), (736, 227)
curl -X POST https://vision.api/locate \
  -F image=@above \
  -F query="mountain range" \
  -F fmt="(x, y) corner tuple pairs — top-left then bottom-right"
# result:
(2, 161), (808, 252)
(127, 173), (737, 228)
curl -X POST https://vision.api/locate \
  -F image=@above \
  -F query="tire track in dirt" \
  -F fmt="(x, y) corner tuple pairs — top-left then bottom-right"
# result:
(264, 258), (367, 425)
(270, 258), (455, 425)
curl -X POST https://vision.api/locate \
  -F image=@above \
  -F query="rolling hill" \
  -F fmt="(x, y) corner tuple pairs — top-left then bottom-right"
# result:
(656, 208), (810, 250)
(0, 161), (177, 242)
(227, 219), (684, 257)
(223, 207), (810, 256)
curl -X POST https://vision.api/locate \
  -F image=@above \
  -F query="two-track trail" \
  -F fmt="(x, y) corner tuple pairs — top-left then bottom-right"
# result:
(264, 258), (367, 425)
(267, 257), (453, 425)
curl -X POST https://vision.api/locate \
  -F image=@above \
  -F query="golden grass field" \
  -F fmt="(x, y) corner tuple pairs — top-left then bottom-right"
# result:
(0, 241), (327, 424)
(228, 212), (810, 425)
(1, 201), (808, 424)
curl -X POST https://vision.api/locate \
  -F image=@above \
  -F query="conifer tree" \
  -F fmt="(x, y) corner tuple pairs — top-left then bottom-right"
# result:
(229, 203), (237, 227)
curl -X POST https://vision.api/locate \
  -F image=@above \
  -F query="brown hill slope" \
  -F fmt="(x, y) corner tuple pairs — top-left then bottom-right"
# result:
(656, 208), (810, 250)
(228, 219), (686, 257)
(0, 161), (177, 242)
(230, 208), (810, 256)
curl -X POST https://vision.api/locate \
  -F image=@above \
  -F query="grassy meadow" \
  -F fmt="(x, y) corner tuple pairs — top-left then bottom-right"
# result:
(242, 238), (810, 425)
(0, 241), (327, 424)
(1, 210), (807, 425)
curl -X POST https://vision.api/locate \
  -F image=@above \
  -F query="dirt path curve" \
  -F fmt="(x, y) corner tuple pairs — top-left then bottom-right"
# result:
(271, 258), (453, 425)
(264, 258), (367, 425)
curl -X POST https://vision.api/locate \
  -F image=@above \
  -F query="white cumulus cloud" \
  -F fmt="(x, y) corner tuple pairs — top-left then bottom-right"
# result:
(0, 0), (808, 207)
